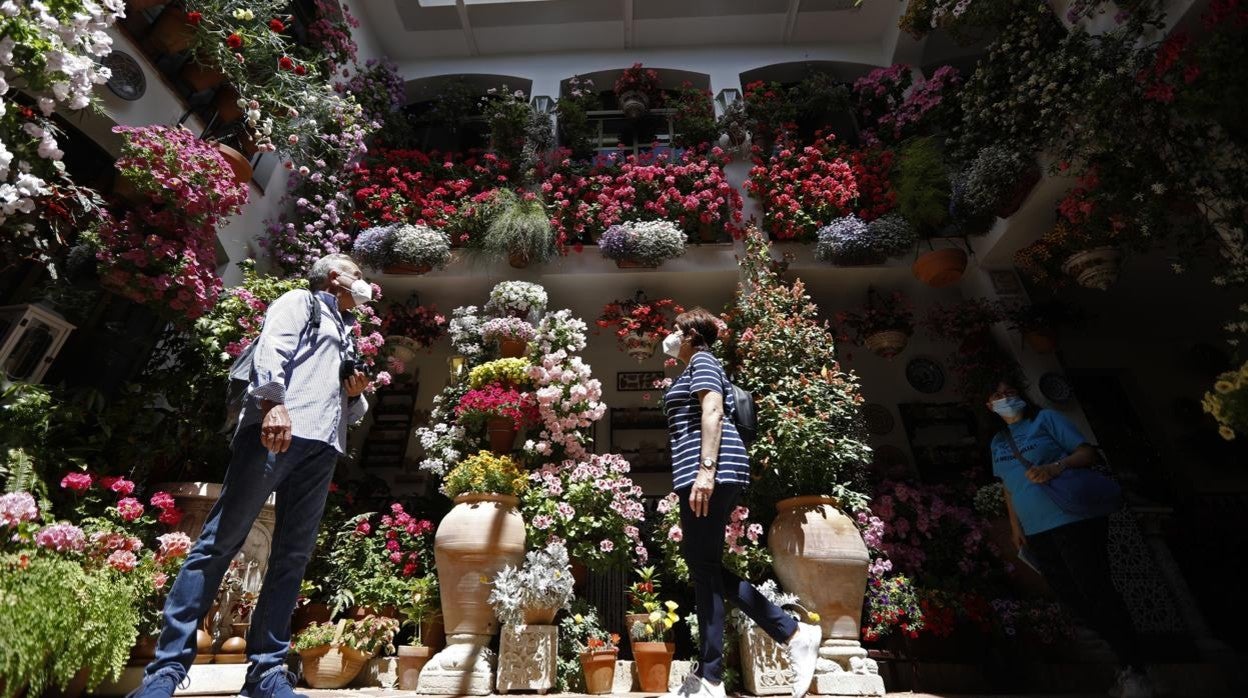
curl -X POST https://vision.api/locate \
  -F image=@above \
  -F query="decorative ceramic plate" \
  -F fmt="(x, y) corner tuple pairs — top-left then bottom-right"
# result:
(906, 357), (945, 394)
(1039, 372), (1075, 403)
(861, 403), (895, 436)
(103, 51), (145, 101)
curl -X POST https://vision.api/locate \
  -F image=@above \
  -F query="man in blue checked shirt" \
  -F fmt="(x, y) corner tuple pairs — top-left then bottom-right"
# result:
(131, 254), (373, 698)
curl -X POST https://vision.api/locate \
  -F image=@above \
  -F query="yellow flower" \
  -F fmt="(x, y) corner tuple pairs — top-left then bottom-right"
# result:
(479, 575), (490, 584)
(664, 600), (679, 611)
(807, 612), (821, 623)
(574, 614), (584, 624)
(1215, 380), (1235, 395)
(1219, 425), (1236, 441)
(662, 617), (674, 629)
(649, 610), (663, 623)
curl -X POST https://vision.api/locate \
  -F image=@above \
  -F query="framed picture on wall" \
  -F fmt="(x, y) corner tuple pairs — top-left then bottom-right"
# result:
(617, 370), (665, 392)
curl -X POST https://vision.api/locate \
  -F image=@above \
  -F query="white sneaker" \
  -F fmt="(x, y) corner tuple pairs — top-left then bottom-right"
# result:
(1108, 668), (1127, 698)
(659, 672), (724, 698)
(1119, 669), (1156, 698)
(785, 622), (822, 698)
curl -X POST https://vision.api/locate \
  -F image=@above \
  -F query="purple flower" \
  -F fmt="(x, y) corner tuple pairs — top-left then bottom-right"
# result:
(352, 224), (395, 269)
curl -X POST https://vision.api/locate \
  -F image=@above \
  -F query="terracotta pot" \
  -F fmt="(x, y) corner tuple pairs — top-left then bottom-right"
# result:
(421, 618), (446, 651)
(768, 496), (870, 648)
(633, 641), (675, 693)
(383, 262), (433, 275)
(299, 645), (371, 689)
(698, 222), (718, 243)
(126, 0), (168, 12)
(579, 649), (618, 694)
(351, 605), (399, 620)
(498, 337), (527, 358)
(1061, 246), (1121, 290)
(180, 60), (225, 93)
(863, 329), (909, 359)
(130, 634), (158, 664)
(995, 163), (1042, 219)
(434, 494), (526, 636)
(148, 6), (195, 55)
(396, 645), (434, 690)
(486, 416), (517, 454)
(615, 258), (658, 269)
(912, 247), (968, 288)
(619, 90), (651, 119)
(196, 628), (214, 653)
(1023, 328), (1059, 354)
(622, 330), (658, 361)
(220, 635), (247, 655)
(522, 605), (560, 625)
(216, 143), (252, 185)
(293, 602), (332, 634)
(214, 86), (243, 125)
(508, 250), (529, 269)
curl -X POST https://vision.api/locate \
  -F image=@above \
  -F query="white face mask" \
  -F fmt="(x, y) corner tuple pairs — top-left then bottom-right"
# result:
(338, 273), (373, 305)
(661, 331), (683, 359)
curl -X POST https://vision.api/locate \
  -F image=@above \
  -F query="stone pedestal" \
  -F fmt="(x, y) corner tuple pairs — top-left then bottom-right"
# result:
(496, 625), (557, 694)
(668, 659), (694, 691)
(416, 634), (495, 695)
(740, 626), (793, 695)
(350, 657), (399, 688)
(612, 660), (636, 694)
(810, 655), (885, 697)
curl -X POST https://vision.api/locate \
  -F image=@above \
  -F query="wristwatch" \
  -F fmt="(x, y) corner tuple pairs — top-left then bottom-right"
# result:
(700, 457), (717, 470)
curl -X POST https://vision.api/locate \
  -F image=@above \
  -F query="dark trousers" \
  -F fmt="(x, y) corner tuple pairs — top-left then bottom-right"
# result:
(679, 483), (798, 683)
(1026, 516), (1144, 669)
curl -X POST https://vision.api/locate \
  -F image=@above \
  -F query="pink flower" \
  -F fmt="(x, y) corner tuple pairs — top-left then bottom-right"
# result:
(157, 532), (193, 561)
(158, 507), (184, 527)
(599, 539), (614, 553)
(556, 502), (575, 519)
(107, 549), (138, 572)
(0, 492), (39, 527)
(667, 525), (683, 542)
(35, 523), (86, 552)
(100, 476), (136, 497)
(150, 491), (176, 510)
(355, 520), (371, 535)
(116, 497), (144, 522)
(60, 472), (93, 493)
(153, 571), (169, 589)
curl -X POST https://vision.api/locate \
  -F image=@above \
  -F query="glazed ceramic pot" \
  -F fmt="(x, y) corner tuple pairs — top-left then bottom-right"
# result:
(1062, 246), (1122, 290)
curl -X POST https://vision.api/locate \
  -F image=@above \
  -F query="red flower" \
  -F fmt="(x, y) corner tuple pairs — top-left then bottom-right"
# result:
(294, 64), (307, 76)
(278, 56), (294, 71)
(117, 497), (145, 522)
(226, 33), (243, 49)
(269, 18), (285, 32)
(186, 11), (203, 25)
(60, 471), (93, 493)
(158, 507), (184, 527)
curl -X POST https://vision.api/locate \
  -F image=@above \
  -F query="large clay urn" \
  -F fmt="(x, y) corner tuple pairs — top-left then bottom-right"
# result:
(434, 494), (526, 637)
(767, 496), (870, 669)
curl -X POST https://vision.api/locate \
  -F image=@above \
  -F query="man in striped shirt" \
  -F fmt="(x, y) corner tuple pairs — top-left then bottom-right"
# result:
(132, 254), (372, 698)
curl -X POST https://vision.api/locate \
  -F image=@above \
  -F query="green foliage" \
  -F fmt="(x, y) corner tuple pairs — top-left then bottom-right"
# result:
(0, 555), (138, 697)
(481, 190), (557, 265)
(324, 516), (415, 617)
(554, 600), (614, 692)
(481, 86), (534, 164)
(896, 137), (951, 236)
(399, 574), (440, 645)
(671, 84), (720, 149)
(719, 228), (872, 525)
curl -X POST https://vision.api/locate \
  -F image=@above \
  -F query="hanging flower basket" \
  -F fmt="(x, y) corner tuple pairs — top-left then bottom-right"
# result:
(508, 250), (529, 269)
(216, 144), (253, 185)
(995, 163), (1042, 219)
(1061, 246), (1122, 290)
(383, 262), (433, 275)
(622, 331), (659, 361)
(1023, 328), (1059, 354)
(863, 329), (910, 359)
(619, 90), (651, 119)
(912, 247), (968, 288)
(487, 416), (517, 455)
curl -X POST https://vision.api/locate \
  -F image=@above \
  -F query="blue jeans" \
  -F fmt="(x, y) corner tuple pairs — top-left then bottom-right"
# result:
(678, 484), (798, 683)
(145, 425), (337, 681)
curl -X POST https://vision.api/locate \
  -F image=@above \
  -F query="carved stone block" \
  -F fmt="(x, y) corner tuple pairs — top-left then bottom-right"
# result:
(417, 634), (496, 695)
(496, 625), (557, 694)
(739, 626), (793, 695)
(810, 654), (884, 696)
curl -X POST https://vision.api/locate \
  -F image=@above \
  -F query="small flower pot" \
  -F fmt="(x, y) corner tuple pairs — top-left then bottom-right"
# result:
(148, 6), (195, 55)
(396, 645), (434, 690)
(579, 649), (618, 694)
(487, 416), (517, 454)
(1023, 328), (1059, 354)
(615, 258), (659, 269)
(995, 162), (1042, 219)
(293, 602), (332, 634)
(1061, 246), (1121, 290)
(619, 90), (651, 119)
(912, 247), (968, 288)
(179, 60), (225, 93)
(521, 605), (560, 625)
(632, 641), (675, 693)
(864, 330), (910, 359)
(498, 338), (527, 358)
(299, 645), (372, 689)
(622, 331), (659, 361)
(214, 86), (244, 125)
(508, 250), (530, 269)
(216, 143), (252, 185)
(383, 262), (433, 275)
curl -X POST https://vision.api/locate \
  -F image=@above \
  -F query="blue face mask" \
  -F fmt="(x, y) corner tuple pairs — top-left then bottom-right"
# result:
(991, 396), (1028, 418)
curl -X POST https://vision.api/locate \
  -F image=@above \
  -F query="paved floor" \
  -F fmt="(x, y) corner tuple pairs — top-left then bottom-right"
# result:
(297, 693), (1107, 698)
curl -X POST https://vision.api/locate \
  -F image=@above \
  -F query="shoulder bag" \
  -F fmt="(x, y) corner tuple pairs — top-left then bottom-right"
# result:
(1000, 427), (1122, 519)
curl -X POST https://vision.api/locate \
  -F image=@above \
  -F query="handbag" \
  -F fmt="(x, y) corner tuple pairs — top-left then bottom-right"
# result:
(1000, 427), (1122, 519)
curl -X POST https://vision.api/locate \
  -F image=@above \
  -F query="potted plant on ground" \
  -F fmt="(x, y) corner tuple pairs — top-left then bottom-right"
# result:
(395, 574), (439, 690)
(729, 579), (805, 696)
(295, 616), (400, 689)
(481, 189), (557, 268)
(598, 221), (686, 269)
(566, 610), (620, 695)
(625, 566), (662, 654)
(323, 504), (436, 619)
(614, 62), (663, 119)
(596, 292), (684, 361)
(815, 214), (916, 266)
(629, 600), (680, 693)
(836, 290), (916, 359)
(481, 317), (537, 359)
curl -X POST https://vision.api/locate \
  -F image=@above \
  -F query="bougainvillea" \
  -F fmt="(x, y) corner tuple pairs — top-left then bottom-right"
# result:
(745, 135), (859, 242)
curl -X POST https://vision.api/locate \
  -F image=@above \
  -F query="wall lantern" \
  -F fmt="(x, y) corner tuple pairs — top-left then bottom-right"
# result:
(446, 354), (468, 382)
(715, 88), (742, 111)
(530, 95), (554, 114)
(0, 304), (76, 385)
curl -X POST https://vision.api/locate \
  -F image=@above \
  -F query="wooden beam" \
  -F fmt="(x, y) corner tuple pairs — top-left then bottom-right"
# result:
(623, 0), (634, 49)
(783, 0), (802, 43)
(455, 0), (479, 56)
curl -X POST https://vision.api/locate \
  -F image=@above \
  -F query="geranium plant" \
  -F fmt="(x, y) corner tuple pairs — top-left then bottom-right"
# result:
(598, 221), (686, 267)
(480, 317), (537, 346)
(524, 312), (606, 462)
(745, 135), (859, 242)
(481, 86), (533, 163)
(837, 290), (916, 345)
(454, 385), (538, 432)
(1014, 220), (1127, 287)
(380, 294), (448, 349)
(442, 450), (529, 499)
(614, 63), (663, 107)
(852, 64), (962, 145)
(192, 260), (307, 367)
(308, 0), (360, 74)
(596, 292), (684, 356)
(521, 453), (647, 571)
(671, 82), (720, 150)
(653, 493), (771, 584)
(324, 503), (436, 615)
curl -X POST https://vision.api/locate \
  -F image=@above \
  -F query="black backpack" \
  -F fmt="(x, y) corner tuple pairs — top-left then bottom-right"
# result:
(728, 380), (758, 445)
(221, 290), (321, 433)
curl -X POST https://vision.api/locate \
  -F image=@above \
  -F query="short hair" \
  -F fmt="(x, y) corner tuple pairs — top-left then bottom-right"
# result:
(307, 254), (359, 291)
(985, 378), (1040, 422)
(675, 307), (722, 349)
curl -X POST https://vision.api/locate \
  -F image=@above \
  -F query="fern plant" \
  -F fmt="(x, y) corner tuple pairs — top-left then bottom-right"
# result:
(482, 190), (557, 265)
(896, 137), (952, 236)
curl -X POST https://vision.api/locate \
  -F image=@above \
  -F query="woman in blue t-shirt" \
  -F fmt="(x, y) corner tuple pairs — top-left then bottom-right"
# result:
(987, 380), (1153, 698)
(659, 308), (820, 698)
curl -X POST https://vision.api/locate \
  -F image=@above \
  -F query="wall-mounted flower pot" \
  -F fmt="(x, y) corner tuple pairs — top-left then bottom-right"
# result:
(1061, 246), (1121, 290)
(622, 330), (659, 361)
(864, 330), (910, 359)
(216, 143), (252, 185)
(995, 162), (1042, 219)
(180, 61), (225, 94)
(1023, 328), (1059, 354)
(912, 247), (968, 288)
(579, 649), (617, 694)
(615, 258), (659, 269)
(214, 86), (243, 125)
(383, 263), (433, 275)
(486, 416), (517, 455)
(499, 338), (527, 358)
(148, 7), (195, 55)
(508, 250), (530, 269)
(619, 90), (651, 119)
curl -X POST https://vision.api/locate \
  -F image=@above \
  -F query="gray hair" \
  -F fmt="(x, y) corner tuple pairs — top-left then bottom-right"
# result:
(307, 253), (359, 291)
